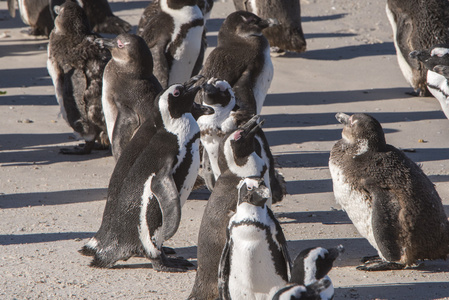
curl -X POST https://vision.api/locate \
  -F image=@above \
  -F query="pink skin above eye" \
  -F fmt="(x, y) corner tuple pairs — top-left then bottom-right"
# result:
(234, 130), (242, 141)
(173, 89), (180, 97)
(117, 40), (124, 48)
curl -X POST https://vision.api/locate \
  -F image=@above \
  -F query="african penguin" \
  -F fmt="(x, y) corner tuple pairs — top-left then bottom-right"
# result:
(197, 78), (286, 202)
(47, 0), (110, 154)
(188, 116), (268, 299)
(329, 112), (449, 271)
(198, 11), (276, 115)
(137, 0), (205, 88)
(410, 45), (449, 119)
(288, 246), (343, 300)
(218, 177), (291, 300)
(95, 33), (162, 161)
(8, 0), (54, 36)
(386, 0), (449, 96)
(80, 79), (205, 272)
(271, 279), (332, 300)
(233, 0), (306, 54)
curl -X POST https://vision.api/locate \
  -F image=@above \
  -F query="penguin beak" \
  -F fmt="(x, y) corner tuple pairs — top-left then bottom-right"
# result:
(95, 38), (116, 49)
(249, 183), (270, 207)
(259, 18), (278, 29)
(335, 112), (350, 125)
(326, 245), (345, 261)
(184, 75), (204, 91)
(191, 102), (214, 120)
(240, 115), (264, 137)
(202, 83), (219, 95)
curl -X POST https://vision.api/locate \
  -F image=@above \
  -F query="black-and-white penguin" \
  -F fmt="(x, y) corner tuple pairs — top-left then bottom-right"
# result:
(137, 0), (204, 89)
(233, 0), (306, 54)
(80, 79), (206, 271)
(47, 0), (110, 154)
(95, 33), (162, 161)
(197, 78), (286, 202)
(410, 45), (449, 119)
(271, 279), (331, 300)
(188, 116), (268, 299)
(287, 246), (343, 300)
(218, 177), (291, 299)
(329, 112), (449, 271)
(8, 0), (54, 36)
(198, 11), (276, 115)
(386, 0), (449, 96)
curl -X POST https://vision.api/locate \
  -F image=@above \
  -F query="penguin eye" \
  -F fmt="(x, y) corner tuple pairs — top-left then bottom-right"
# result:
(117, 40), (125, 48)
(173, 89), (181, 97)
(247, 186), (253, 191)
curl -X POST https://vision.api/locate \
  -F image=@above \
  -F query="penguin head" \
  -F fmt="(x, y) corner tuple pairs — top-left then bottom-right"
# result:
(336, 112), (386, 152)
(290, 245), (344, 286)
(220, 11), (277, 40)
(229, 115), (264, 161)
(200, 78), (236, 109)
(159, 76), (202, 119)
(95, 34), (154, 72)
(410, 45), (449, 71)
(272, 278), (332, 300)
(237, 177), (271, 207)
(53, 0), (90, 37)
(164, 0), (198, 10)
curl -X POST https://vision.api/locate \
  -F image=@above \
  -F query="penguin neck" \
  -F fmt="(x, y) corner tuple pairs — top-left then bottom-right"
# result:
(231, 202), (268, 225)
(197, 100), (236, 134)
(224, 137), (265, 178)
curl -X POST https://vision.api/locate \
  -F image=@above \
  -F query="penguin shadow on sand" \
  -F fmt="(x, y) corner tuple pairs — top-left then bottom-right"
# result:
(1, 231), (94, 246)
(299, 42), (396, 61)
(0, 66), (53, 89)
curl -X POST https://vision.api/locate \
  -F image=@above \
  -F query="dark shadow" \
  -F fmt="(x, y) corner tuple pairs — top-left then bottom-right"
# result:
(204, 18), (225, 33)
(304, 32), (357, 39)
(0, 67), (52, 89)
(206, 33), (218, 48)
(294, 42), (396, 61)
(0, 231), (94, 245)
(428, 174), (449, 183)
(0, 133), (76, 151)
(189, 187), (210, 200)
(276, 151), (330, 169)
(276, 210), (351, 226)
(336, 282), (449, 299)
(109, 1), (148, 12)
(301, 14), (348, 22)
(286, 178), (333, 195)
(0, 42), (49, 59)
(263, 88), (414, 107)
(0, 188), (107, 209)
(404, 148), (449, 163)
(0, 94), (57, 106)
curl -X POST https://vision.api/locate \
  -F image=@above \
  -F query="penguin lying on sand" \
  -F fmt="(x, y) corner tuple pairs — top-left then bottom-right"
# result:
(386, 0), (449, 96)
(410, 45), (449, 119)
(329, 112), (449, 271)
(218, 177), (291, 300)
(188, 116), (268, 299)
(137, 0), (205, 88)
(80, 78), (212, 272)
(197, 78), (286, 202)
(47, 0), (110, 154)
(233, 0), (306, 54)
(95, 33), (162, 161)
(198, 11), (276, 115)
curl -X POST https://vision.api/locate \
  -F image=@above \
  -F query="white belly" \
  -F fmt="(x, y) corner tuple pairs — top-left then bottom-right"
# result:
(178, 139), (201, 207)
(101, 77), (118, 140)
(328, 161), (381, 255)
(201, 134), (222, 180)
(228, 226), (286, 300)
(254, 47), (273, 114)
(168, 26), (203, 85)
(386, 4), (415, 88)
(427, 70), (449, 119)
(18, 0), (30, 25)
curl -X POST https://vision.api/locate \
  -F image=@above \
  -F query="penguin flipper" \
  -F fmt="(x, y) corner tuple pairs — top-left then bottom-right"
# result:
(218, 231), (232, 300)
(268, 208), (292, 280)
(111, 109), (139, 159)
(233, 68), (257, 115)
(151, 171), (182, 241)
(369, 185), (402, 262)
(395, 15), (420, 72)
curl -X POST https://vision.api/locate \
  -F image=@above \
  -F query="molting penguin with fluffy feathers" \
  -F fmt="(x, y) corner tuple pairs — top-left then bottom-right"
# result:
(329, 112), (449, 271)
(47, 0), (110, 154)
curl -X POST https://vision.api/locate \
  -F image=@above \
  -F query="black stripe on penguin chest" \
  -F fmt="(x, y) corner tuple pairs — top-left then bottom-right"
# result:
(166, 18), (204, 65)
(172, 131), (200, 192)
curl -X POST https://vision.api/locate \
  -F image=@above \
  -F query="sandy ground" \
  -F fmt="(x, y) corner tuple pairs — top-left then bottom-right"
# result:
(1, 0), (449, 299)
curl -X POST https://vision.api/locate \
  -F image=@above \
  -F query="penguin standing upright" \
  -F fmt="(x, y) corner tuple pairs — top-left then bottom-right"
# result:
(386, 0), (449, 96)
(7, 0), (54, 36)
(137, 0), (204, 88)
(198, 11), (276, 115)
(410, 45), (449, 119)
(188, 116), (269, 300)
(218, 177), (291, 300)
(80, 79), (208, 272)
(197, 78), (286, 202)
(233, 0), (306, 54)
(95, 33), (162, 161)
(329, 112), (449, 271)
(47, 0), (110, 154)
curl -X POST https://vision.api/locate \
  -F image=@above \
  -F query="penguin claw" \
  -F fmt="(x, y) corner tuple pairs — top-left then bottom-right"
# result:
(356, 261), (405, 271)
(151, 256), (192, 273)
(360, 255), (381, 263)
